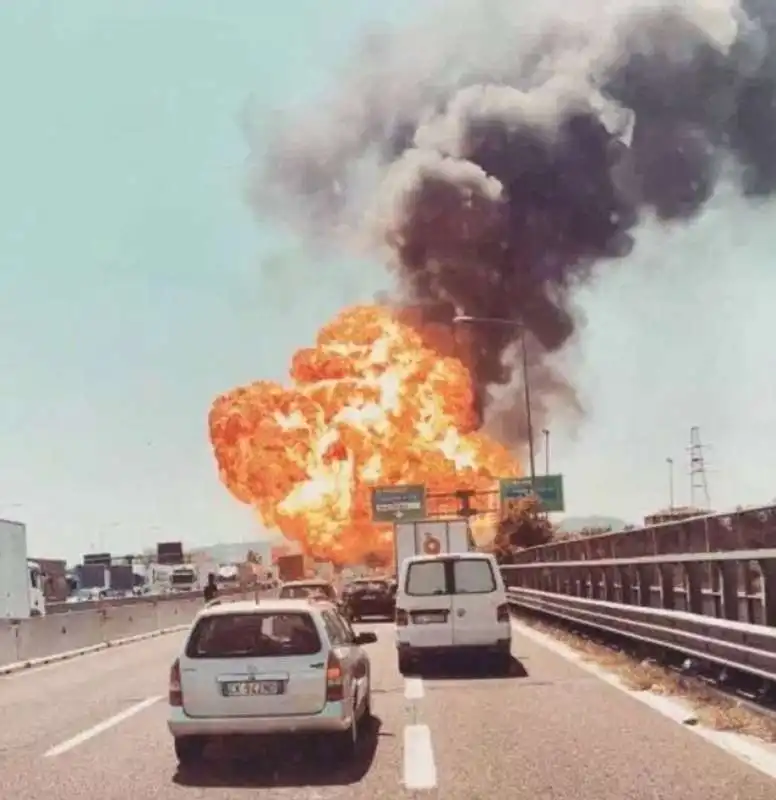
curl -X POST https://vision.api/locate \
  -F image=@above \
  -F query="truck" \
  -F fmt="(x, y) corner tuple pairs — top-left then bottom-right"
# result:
(276, 553), (305, 582)
(169, 564), (200, 592)
(0, 519), (46, 618)
(393, 517), (474, 572)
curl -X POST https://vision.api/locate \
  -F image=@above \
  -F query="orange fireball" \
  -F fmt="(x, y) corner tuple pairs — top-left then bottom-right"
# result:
(208, 305), (520, 564)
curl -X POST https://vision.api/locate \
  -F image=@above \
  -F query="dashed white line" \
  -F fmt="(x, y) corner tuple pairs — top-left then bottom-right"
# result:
(44, 695), (162, 757)
(403, 723), (437, 790)
(404, 676), (425, 700)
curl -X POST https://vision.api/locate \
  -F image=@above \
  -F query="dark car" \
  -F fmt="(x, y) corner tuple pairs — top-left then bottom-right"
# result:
(342, 578), (396, 621)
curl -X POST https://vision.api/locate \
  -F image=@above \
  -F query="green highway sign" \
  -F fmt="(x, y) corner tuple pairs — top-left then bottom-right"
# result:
(371, 484), (427, 522)
(499, 474), (565, 513)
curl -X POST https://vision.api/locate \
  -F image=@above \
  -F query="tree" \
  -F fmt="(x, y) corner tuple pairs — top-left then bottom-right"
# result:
(490, 497), (556, 563)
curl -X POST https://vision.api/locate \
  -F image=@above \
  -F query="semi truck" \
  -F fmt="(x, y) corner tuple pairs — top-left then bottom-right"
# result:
(393, 517), (474, 572)
(0, 519), (46, 618)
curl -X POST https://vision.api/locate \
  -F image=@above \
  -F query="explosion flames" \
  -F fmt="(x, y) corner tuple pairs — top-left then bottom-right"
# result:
(209, 306), (519, 563)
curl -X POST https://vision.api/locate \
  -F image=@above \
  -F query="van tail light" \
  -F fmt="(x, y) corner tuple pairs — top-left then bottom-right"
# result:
(395, 608), (409, 626)
(169, 659), (183, 706)
(497, 603), (510, 622)
(325, 651), (344, 702)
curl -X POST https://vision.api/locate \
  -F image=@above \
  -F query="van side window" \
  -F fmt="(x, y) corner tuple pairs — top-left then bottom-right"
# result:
(454, 559), (496, 594)
(405, 561), (447, 596)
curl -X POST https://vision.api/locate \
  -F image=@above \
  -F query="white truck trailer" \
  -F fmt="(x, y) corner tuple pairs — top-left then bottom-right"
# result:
(0, 519), (46, 618)
(393, 517), (474, 572)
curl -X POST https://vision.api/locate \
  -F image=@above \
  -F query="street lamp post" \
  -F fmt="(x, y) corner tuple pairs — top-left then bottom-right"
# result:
(452, 315), (537, 487)
(666, 457), (675, 510)
(542, 429), (550, 475)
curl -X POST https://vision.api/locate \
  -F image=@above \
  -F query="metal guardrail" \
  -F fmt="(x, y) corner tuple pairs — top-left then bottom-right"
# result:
(506, 587), (776, 682)
(501, 547), (776, 683)
(511, 503), (776, 563)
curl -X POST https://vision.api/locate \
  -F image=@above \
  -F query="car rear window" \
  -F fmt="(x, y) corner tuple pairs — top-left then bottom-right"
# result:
(351, 581), (389, 592)
(279, 584), (335, 599)
(404, 558), (497, 596)
(185, 612), (322, 658)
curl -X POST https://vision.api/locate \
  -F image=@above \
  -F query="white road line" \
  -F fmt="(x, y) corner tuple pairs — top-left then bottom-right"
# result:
(44, 696), (162, 757)
(403, 724), (437, 790)
(404, 677), (424, 700)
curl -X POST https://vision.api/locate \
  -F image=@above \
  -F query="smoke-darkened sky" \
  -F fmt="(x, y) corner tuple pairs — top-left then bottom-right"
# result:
(249, 0), (776, 447)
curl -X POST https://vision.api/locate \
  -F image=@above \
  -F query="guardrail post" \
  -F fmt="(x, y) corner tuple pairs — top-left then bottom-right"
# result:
(619, 567), (633, 604)
(636, 565), (653, 606)
(745, 562), (760, 624)
(684, 563), (704, 615)
(758, 559), (776, 627)
(720, 561), (739, 621)
(658, 565), (675, 610)
(603, 566), (615, 602)
(590, 568), (603, 600)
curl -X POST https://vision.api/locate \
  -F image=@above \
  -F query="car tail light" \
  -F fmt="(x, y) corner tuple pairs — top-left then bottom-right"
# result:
(325, 651), (344, 702)
(395, 608), (409, 626)
(497, 603), (510, 622)
(169, 659), (183, 706)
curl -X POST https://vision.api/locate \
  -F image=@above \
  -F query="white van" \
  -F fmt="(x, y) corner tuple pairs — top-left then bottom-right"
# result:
(394, 552), (511, 673)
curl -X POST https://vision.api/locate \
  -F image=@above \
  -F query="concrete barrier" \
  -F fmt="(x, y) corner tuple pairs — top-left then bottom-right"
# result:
(1, 597), (202, 668)
(0, 589), (262, 670)
(0, 620), (18, 666)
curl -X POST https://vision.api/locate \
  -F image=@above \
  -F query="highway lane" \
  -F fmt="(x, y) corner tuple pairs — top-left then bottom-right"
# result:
(2, 620), (776, 798)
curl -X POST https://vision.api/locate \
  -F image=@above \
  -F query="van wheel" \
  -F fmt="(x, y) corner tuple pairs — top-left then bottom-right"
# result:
(490, 645), (512, 675)
(398, 652), (413, 675)
(174, 736), (206, 766)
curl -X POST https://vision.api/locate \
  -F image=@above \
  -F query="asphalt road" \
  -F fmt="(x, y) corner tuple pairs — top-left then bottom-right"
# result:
(1, 619), (775, 799)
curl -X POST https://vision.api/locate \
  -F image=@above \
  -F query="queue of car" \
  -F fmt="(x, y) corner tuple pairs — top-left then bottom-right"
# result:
(167, 542), (511, 765)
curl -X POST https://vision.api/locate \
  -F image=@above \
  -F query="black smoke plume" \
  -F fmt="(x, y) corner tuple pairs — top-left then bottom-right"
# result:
(246, 0), (776, 444)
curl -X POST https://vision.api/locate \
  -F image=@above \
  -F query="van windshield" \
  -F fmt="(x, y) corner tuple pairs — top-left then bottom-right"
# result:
(405, 558), (497, 596)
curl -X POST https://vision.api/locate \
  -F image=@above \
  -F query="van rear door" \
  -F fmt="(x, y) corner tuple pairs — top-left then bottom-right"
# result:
(401, 559), (454, 647)
(450, 557), (504, 647)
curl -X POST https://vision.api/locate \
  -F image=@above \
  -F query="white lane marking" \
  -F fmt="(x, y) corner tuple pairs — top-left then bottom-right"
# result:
(403, 723), (437, 790)
(404, 677), (424, 700)
(44, 695), (161, 757)
(511, 619), (776, 779)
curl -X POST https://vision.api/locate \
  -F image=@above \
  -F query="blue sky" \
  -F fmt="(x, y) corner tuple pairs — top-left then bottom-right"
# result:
(2, 1), (775, 561)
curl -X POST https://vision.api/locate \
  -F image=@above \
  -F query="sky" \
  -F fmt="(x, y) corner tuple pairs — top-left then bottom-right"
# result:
(2, 1), (776, 562)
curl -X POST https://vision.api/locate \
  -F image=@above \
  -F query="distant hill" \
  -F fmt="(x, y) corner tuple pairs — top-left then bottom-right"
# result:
(556, 515), (631, 534)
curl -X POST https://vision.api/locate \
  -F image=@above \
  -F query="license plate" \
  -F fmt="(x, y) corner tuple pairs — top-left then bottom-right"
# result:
(222, 680), (283, 697)
(414, 612), (445, 624)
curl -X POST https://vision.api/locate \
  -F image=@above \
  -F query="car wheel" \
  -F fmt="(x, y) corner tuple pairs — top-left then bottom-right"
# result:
(174, 735), (206, 766)
(332, 703), (359, 760)
(362, 688), (373, 722)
